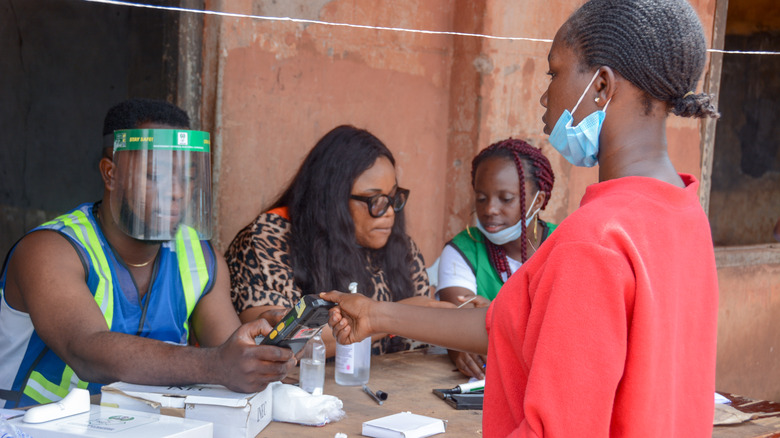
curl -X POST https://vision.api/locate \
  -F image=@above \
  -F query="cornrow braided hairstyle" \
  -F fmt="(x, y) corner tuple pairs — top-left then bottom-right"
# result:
(470, 138), (555, 278)
(562, 0), (719, 119)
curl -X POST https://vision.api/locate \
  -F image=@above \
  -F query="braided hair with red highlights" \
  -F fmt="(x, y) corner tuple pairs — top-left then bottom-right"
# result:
(470, 138), (555, 279)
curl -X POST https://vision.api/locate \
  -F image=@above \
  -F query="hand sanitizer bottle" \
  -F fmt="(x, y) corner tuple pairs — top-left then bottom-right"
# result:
(335, 282), (371, 385)
(299, 333), (326, 395)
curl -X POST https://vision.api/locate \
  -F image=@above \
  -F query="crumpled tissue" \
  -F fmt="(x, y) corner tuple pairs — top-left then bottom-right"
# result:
(272, 382), (345, 426)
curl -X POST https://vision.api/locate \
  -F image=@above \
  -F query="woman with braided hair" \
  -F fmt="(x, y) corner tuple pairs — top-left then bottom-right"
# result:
(437, 138), (556, 378)
(323, 0), (720, 435)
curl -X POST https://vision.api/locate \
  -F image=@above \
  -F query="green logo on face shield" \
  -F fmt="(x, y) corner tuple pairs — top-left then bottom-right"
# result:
(113, 129), (210, 153)
(110, 128), (213, 241)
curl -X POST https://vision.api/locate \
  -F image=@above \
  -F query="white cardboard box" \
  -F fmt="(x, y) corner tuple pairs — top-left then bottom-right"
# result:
(362, 411), (446, 438)
(101, 382), (273, 438)
(9, 405), (213, 438)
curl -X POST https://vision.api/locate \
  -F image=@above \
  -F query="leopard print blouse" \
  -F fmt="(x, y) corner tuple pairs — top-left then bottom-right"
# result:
(225, 211), (431, 355)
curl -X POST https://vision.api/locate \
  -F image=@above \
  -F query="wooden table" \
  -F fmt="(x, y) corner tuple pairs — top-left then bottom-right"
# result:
(11, 349), (779, 437)
(258, 348), (483, 437)
(713, 393), (780, 438)
(259, 347), (780, 438)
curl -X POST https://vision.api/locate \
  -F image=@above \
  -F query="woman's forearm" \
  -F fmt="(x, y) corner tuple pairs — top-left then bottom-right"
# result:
(371, 303), (489, 355)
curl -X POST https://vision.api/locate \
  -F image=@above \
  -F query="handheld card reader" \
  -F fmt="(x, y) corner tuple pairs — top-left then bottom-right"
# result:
(256, 294), (336, 354)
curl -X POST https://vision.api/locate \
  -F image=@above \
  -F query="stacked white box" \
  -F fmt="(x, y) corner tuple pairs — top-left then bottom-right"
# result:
(101, 382), (273, 438)
(9, 405), (213, 438)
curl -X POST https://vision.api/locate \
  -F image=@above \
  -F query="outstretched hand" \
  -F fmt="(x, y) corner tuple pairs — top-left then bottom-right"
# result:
(319, 290), (376, 345)
(214, 318), (296, 393)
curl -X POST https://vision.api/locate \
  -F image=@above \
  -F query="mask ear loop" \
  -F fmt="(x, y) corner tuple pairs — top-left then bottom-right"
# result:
(525, 191), (541, 242)
(571, 70), (601, 115)
(524, 191), (541, 220)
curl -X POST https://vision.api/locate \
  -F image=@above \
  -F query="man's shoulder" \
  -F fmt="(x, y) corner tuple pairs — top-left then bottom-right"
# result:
(18, 203), (92, 250)
(8, 226), (86, 285)
(5, 204), (97, 280)
(28, 203), (94, 237)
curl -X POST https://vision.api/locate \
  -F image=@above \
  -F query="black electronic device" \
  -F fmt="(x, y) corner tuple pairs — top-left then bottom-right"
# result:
(445, 393), (484, 410)
(432, 388), (484, 410)
(256, 295), (336, 354)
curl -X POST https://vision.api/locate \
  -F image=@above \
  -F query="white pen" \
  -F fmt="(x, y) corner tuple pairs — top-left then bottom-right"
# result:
(453, 379), (485, 393)
(456, 296), (478, 309)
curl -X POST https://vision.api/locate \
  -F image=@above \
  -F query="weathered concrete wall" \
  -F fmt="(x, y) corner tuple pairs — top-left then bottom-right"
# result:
(205, 0), (453, 262)
(715, 247), (780, 402)
(207, 0), (718, 260)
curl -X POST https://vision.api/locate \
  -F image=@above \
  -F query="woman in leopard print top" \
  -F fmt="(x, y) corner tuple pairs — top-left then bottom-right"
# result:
(225, 125), (438, 356)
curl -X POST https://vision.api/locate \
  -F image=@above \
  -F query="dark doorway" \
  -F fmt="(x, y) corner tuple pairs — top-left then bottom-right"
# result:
(709, 0), (780, 246)
(0, 0), (189, 257)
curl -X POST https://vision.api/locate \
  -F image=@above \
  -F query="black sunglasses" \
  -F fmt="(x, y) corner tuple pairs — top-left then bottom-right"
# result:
(349, 188), (410, 218)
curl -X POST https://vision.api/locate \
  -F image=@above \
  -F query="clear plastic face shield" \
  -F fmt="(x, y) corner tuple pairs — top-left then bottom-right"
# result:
(111, 129), (212, 241)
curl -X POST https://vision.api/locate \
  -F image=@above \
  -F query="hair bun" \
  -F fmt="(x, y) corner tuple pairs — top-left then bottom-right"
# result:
(671, 92), (720, 119)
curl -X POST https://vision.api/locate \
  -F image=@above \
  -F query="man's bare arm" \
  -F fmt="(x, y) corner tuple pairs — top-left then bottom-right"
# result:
(190, 253), (242, 347)
(6, 231), (294, 393)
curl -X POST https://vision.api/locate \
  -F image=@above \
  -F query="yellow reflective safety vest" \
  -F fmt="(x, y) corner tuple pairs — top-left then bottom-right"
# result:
(0, 203), (214, 408)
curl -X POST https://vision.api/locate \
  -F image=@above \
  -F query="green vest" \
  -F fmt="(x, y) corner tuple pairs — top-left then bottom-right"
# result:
(448, 221), (557, 301)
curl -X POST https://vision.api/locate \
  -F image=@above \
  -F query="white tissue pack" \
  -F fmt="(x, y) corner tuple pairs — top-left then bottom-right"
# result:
(271, 382), (345, 426)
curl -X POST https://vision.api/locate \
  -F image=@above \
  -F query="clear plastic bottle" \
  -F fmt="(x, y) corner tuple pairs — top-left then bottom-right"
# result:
(335, 282), (371, 386)
(299, 333), (326, 395)
(335, 336), (371, 385)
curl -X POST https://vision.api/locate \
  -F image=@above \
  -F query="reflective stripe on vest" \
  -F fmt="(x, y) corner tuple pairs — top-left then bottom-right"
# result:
(21, 209), (208, 404)
(24, 366), (87, 405)
(44, 210), (115, 328)
(175, 226), (209, 336)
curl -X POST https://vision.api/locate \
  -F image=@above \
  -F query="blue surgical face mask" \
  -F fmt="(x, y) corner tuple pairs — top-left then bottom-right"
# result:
(476, 191), (541, 245)
(548, 70), (610, 167)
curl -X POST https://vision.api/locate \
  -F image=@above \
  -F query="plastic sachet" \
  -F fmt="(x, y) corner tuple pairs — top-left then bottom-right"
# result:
(271, 382), (345, 426)
(0, 416), (32, 438)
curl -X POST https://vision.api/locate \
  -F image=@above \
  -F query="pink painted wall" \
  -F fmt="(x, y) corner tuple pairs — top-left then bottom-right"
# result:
(206, 0), (716, 262)
(205, 0), (453, 263)
(715, 249), (780, 402)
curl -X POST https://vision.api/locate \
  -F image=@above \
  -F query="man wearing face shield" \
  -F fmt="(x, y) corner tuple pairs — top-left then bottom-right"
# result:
(0, 99), (295, 408)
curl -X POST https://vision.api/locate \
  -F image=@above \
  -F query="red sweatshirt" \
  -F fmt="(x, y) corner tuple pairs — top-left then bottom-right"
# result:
(485, 174), (718, 437)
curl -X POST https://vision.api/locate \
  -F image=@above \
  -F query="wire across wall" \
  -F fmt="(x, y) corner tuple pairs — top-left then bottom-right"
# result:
(83, 0), (780, 56)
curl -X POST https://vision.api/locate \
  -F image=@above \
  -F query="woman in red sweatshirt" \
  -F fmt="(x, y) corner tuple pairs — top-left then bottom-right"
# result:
(323, 0), (721, 436)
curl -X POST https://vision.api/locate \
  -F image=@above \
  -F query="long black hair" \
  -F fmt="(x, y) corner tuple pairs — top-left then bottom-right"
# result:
(271, 125), (416, 299)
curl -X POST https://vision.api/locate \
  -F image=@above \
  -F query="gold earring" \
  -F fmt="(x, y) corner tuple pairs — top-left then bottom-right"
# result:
(467, 210), (478, 242)
(595, 97), (601, 104)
